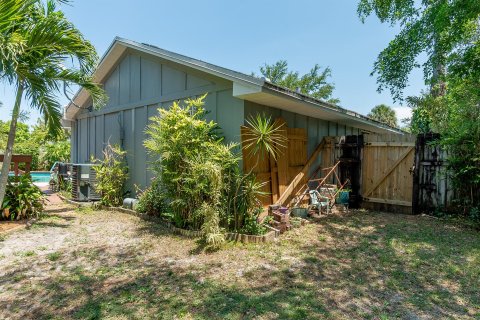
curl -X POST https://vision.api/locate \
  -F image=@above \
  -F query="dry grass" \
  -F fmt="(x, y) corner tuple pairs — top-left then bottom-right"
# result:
(0, 203), (478, 319)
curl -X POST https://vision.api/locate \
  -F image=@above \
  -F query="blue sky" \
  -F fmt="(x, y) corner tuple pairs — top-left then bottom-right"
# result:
(0, 0), (425, 126)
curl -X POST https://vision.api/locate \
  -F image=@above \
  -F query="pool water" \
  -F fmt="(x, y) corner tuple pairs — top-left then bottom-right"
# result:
(7, 172), (52, 183)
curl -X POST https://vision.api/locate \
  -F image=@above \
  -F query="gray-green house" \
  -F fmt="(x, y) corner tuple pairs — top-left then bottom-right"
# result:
(63, 37), (402, 194)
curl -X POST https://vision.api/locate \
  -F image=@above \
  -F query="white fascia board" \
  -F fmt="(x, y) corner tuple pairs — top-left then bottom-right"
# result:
(233, 82), (263, 97)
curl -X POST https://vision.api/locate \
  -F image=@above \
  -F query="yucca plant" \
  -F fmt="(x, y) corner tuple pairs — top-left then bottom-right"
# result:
(242, 114), (287, 162)
(231, 114), (287, 230)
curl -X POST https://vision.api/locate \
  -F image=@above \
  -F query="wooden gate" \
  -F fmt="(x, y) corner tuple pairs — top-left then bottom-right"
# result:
(412, 133), (453, 213)
(360, 134), (416, 213)
(241, 119), (307, 206)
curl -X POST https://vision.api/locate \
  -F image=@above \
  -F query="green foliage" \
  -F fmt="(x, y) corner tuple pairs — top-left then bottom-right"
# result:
(239, 208), (267, 236)
(135, 180), (167, 217)
(407, 77), (480, 215)
(230, 174), (267, 233)
(1, 174), (44, 220)
(259, 60), (340, 104)
(367, 104), (398, 128)
(0, 0), (105, 208)
(144, 95), (269, 246)
(92, 144), (128, 207)
(39, 135), (70, 170)
(0, 0), (106, 134)
(358, 0), (480, 101)
(439, 81), (480, 212)
(0, 119), (70, 170)
(242, 114), (287, 160)
(360, 0), (480, 218)
(0, 121), (39, 169)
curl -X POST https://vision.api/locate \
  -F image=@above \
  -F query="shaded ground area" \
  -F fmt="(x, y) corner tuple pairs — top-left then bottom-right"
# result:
(0, 203), (479, 319)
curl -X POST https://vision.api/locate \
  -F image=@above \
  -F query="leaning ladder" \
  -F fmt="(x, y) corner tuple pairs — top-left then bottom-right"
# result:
(292, 161), (350, 208)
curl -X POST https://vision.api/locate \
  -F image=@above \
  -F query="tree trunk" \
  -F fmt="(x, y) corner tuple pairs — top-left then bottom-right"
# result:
(431, 35), (446, 97)
(0, 82), (24, 208)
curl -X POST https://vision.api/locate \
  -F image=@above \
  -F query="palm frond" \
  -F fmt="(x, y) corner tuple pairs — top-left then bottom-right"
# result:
(1, 0), (105, 126)
(243, 114), (288, 160)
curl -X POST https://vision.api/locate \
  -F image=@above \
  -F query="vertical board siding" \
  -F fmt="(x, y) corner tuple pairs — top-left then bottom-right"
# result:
(104, 113), (121, 146)
(88, 117), (96, 159)
(146, 104), (160, 183)
(74, 52), (367, 196)
(328, 122), (337, 136)
(79, 119), (88, 163)
(95, 116), (104, 158)
(141, 57), (162, 100)
(119, 55), (131, 105)
(204, 92), (217, 122)
(280, 110), (295, 128)
(216, 89), (244, 144)
(187, 74), (211, 90)
(71, 122), (77, 162)
(162, 64), (186, 95)
(244, 101), (362, 161)
(129, 55), (141, 102)
(307, 117), (319, 156)
(122, 109), (134, 192)
(133, 106), (147, 189)
(104, 67), (119, 108)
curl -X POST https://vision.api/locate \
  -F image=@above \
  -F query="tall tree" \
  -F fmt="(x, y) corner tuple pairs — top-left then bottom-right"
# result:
(367, 104), (398, 127)
(259, 60), (340, 104)
(359, 1), (480, 210)
(0, 0), (105, 206)
(357, 0), (480, 101)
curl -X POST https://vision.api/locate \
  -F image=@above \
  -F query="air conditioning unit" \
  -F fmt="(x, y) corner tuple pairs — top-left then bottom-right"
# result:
(71, 164), (101, 202)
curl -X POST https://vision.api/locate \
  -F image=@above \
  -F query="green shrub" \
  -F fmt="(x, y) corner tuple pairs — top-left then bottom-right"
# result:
(239, 208), (267, 235)
(135, 180), (167, 216)
(92, 144), (128, 207)
(145, 96), (273, 247)
(1, 174), (45, 220)
(40, 140), (70, 170)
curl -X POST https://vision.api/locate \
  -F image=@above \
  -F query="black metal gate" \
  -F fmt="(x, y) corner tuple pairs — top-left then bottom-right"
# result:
(412, 133), (453, 214)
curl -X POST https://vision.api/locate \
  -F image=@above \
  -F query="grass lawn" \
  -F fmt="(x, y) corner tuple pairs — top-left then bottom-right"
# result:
(0, 203), (479, 319)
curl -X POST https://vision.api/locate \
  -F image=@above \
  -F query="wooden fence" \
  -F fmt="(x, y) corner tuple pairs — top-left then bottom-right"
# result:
(359, 134), (416, 213)
(241, 125), (453, 214)
(0, 154), (32, 176)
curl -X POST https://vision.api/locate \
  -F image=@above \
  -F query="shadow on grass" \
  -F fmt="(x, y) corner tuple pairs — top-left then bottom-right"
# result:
(1, 210), (478, 319)
(298, 211), (480, 318)
(133, 216), (213, 255)
(0, 244), (330, 320)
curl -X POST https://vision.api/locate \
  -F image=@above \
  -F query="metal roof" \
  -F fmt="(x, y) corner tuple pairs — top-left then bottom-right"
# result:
(64, 37), (404, 134)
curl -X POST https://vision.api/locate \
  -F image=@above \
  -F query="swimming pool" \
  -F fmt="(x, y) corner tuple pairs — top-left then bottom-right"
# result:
(7, 172), (52, 183)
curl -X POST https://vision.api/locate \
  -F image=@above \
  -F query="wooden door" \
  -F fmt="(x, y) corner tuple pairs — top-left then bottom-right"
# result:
(240, 118), (307, 206)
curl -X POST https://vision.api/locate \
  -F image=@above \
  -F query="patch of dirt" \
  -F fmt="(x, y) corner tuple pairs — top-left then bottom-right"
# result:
(0, 204), (478, 319)
(0, 221), (26, 234)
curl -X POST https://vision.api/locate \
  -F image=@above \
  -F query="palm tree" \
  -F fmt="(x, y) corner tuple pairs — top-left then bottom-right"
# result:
(368, 104), (398, 128)
(0, 0), (105, 206)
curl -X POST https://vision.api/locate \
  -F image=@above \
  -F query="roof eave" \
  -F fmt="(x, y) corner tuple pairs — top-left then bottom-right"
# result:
(234, 81), (405, 134)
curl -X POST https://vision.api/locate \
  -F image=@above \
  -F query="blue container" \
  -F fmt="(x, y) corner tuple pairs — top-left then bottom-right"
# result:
(336, 191), (349, 205)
